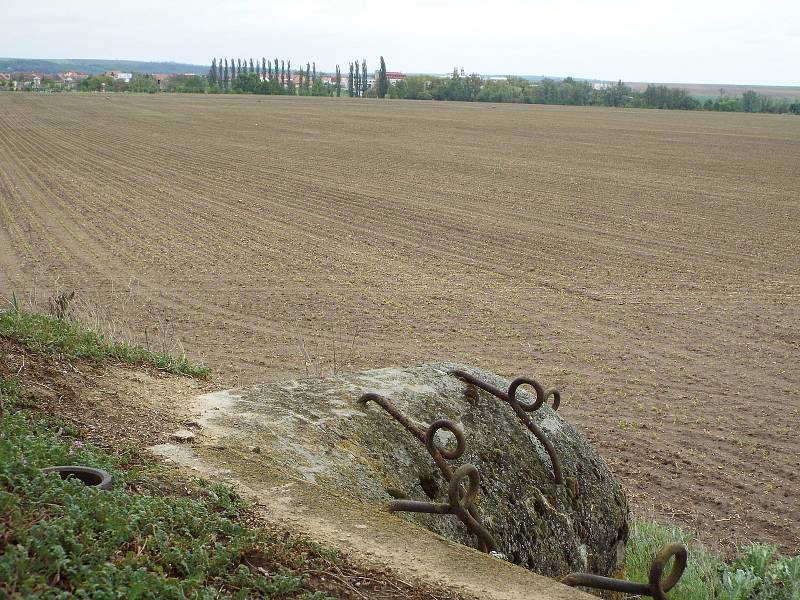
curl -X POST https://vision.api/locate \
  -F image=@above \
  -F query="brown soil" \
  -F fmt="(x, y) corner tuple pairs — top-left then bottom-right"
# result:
(0, 94), (798, 554)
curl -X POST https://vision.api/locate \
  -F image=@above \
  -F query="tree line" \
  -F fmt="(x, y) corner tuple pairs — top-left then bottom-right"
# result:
(380, 70), (800, 114)
(203, 56), (390, 98)
(6, 53), (393, 98)
(75, 74), (207, 93)
(12, 56), (798, 115)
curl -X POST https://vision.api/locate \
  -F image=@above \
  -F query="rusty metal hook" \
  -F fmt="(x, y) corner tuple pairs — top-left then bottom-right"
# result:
(358, 392), (426, 443)
(508, 377), (561, 412)
(449, 370), (564, 485)
(389, 464), (496, 553)
(357, 392), (496, 553)
(426, 419), (466, 461)
(562, 543), (687, 600)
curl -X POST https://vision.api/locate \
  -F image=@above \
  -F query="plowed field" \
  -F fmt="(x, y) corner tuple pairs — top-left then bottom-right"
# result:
(1, 93), (798, 554)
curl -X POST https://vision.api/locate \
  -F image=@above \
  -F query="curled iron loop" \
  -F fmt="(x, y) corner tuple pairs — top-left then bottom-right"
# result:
(562, 544), (687, 600)
(448, 463), (480, 508)
(507, 377), (561, 412)
(426, 419), (466, 460)
(449, 370), (564, 485)
(508, 377), (545, 411)
(650, 544), (688, 597)
(358, 391), (496, 553)
(390, 464), (496, 553)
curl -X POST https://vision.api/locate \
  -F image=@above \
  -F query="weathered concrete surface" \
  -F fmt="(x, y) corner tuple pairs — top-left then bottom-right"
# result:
(157, 363), (628, 582)
(151, 436), (597, 600)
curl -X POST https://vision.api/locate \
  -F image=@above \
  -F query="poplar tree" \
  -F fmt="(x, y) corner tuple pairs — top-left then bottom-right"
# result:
(281, 60), (285, 86)
(249, 58), (254, 74)
(209, 58), (218, 86)
(262, 57), (267, 80)
(274, 58), (279, 81)
(312, 62), (316, 84)
(348, 62), (354, 97)
(287, 60), (293, 92)
(335, 65), (341, 97)
(354, 61), (360, 97)
(298, 68), (304, 92)
(305, 62), (310, 91)
(378, 56), (388, 98)
(224, 59), (229, 89)
(217, 59), (223, 86)
(268, 61), (273, 80)
(361, 59), (367, 97)
(230, 58), (236, 81)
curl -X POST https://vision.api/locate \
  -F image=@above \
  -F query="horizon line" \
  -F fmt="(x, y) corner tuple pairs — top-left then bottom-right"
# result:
(1, 55), (797, 89)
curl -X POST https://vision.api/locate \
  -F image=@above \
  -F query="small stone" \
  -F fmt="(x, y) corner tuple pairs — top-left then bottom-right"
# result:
(170, 430), (196, 443)
(386, 487), (408, 499)
(251, 446), (262, 454)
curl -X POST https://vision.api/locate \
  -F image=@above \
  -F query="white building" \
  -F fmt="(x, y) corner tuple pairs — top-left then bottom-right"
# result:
(105, 71), (133, 83)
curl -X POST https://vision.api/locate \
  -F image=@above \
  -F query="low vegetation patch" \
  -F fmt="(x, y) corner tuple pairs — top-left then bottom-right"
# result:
(0, 297), (211, 378)
(0, 308), (343, 598)
(0, 375), (340, 598)
(627, 519), (800, 599)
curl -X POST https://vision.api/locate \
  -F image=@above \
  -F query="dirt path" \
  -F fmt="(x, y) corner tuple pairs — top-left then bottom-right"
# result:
(0, 94), (798, 553)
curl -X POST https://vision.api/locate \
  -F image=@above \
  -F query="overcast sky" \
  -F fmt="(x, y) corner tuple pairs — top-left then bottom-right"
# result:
(5, 0), (798, 85)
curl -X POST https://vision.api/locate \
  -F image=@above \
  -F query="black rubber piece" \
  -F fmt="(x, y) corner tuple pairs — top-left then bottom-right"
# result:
(41, 466), (113, 490)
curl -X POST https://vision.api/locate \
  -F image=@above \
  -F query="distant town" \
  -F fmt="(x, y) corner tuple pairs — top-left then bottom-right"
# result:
(0, 67), (399, 93)
(0, 70), (197, 92)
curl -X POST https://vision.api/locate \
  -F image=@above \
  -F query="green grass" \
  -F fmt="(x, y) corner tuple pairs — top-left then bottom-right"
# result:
(0, 300), (211, 378)
(627, 519), (800, 599)
(0, 376), (337, 599)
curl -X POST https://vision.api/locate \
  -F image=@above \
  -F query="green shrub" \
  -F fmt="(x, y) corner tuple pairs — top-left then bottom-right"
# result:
(627, 519), (721, 600)
(0, 307), (211, 378)
(628, 519), (800, 600)
(719, 545), (800, 600)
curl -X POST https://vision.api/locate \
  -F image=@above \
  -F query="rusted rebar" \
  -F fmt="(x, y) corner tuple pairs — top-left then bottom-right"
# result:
(449, 370), (564, 485)
(357, 392), (496, 553)
(562, 543), (687, 600)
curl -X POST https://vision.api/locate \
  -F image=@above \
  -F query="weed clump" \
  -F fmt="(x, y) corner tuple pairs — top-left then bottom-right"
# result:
(628, 519), (800, 600)
(0, 300), (211, 378)
(0, 376), (333, 598)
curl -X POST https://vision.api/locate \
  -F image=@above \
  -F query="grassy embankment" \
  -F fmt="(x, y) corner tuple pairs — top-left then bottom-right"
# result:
(0, 304), (341, 599)
(0, 304), (798, 598)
